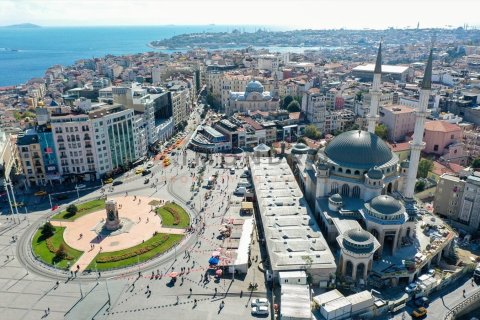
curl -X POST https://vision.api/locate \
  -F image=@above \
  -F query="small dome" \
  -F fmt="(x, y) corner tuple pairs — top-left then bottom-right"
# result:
(318, 161), (329, 170)
(346, 229), (371, 243)
(400, 160), (410, 169)
(369, 195), (402, 215)
(342, 229), (374, 254)
(291, 143), (310, 154)
(330, 193), (343, 203)
(245, 80), (264, 94)
(367, 167), (383, 180)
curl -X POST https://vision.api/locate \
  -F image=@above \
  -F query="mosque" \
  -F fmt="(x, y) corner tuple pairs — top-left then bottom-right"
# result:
(292, 45), (454, 286)
(225, 78), (280, 115)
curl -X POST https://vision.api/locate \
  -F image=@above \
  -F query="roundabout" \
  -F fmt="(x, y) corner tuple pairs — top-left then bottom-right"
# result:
(28, 195), (191, 276)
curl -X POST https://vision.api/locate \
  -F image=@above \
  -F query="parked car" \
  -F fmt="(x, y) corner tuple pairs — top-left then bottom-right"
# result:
(234, 187), (247, 196)
(251, 305), (269, 316)
(251, 298), (269, 307)
(405, 283), (418, 293)
(229, 167), (235, 174)
(53, 194), (69, 200)
(112, 180), (123, 186)
(411, 307), (427, 318)
(146, 162), (154, 169)
(104, 178), (113, 184)
(144, 178), (150, 184)
(142, 169), (152, 176)
(75, 184), (86, 189)
(414, 297), (429, 307)
(34, 190), (47, 196)
(135, 168), (144, 175)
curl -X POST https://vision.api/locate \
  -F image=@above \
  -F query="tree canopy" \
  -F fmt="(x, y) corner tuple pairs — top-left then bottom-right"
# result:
(304, 125), (321, 140)
(472, 158), (480, 169)
(287, 100), (301, 113)
(375, 124), (388, 140)
(282, 95), (294, 109)
(41, 222), (55, 238)
(417, 159), (434, 178)
(66, 204), (78, 216)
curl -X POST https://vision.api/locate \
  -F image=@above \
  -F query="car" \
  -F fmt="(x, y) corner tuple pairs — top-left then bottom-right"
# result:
(229, 167), (235, 174)
(13, 202), (24, 207)
(53, 194), (69, 200)
(411, 307), (427, 318)
(34, 190), (47, 196)
(251, 298), (269, 307)
(144, 178), (150, 184)
(414, 297), (429, 307)
(146, 162), (154, 169)
(135, 168), (144, 175)
(427, 269), (436, 277)
(75, 184), (86, 189)
(251, 305), (269, 316)
(112, 180), (123, 186)
(104, 178), (113, 184)
(405, 283), (418, 293)
(142, 169), (151, 176)
(234, 187), (247, 196)
(240, 172), (250, 178)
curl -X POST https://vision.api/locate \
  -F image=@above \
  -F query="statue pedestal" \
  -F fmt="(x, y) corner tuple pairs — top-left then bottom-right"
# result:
(105, 199), (121, 231)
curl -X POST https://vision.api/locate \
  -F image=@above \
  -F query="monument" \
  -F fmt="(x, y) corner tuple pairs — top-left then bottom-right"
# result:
(105, 199), (122, 231)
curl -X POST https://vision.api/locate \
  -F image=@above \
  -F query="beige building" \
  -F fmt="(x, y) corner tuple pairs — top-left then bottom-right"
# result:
(434, 174), (465, 220)
(17, 134), (47, 187)
(379, 105), (416, 142)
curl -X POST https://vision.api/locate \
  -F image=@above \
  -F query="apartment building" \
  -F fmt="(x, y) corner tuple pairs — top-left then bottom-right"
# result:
(379, 105), (416, 142)
(17, 133), (47, 187)
(302, 90), (327, 133)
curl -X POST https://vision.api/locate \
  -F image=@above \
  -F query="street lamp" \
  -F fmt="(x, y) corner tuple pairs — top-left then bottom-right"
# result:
(75, 185), (80, 202)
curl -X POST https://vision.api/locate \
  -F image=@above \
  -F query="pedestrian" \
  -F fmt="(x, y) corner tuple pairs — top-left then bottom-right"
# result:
(176, 296), (179, 304)
(190, 288), (192, 294)
(47, 307), (50, 314)
(463, 289), (466, 297)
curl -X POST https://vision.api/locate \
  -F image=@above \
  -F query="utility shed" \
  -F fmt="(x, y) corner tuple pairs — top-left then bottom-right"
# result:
(346, 290), (374, 315)
(320, 296), (352, 320)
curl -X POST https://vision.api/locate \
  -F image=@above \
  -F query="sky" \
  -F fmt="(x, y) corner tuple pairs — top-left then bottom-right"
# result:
(0, 0), (479, 30)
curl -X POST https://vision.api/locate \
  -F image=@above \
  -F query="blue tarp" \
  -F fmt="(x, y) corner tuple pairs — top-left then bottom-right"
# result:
(208, 257), (219, 265)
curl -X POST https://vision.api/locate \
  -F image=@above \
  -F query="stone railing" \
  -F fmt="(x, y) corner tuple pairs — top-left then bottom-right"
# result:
(444, 287), (480, 320)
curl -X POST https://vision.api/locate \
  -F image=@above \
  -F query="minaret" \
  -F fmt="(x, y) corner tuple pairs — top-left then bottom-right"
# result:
(403, 49), (433, 200)
(273, 71), (279, 100)
(367, 42), (382, 133)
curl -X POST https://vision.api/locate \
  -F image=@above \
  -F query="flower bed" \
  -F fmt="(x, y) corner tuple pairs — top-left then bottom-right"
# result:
(96, 234), (169, 263)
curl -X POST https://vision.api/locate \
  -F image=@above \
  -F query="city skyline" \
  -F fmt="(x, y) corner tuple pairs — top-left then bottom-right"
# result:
(1, 0), (479, 30)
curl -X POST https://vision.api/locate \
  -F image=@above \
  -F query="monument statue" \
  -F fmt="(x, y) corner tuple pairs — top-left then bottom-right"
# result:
(104, 199), (121, 231)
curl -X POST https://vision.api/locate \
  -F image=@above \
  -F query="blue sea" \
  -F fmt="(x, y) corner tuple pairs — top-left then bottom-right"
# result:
(0, 25), (300, 87)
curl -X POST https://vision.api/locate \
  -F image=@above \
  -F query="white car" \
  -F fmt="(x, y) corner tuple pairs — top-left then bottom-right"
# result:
(146, 162), (154, 169)
(251, 298), (269, 307)
(229, 167), (235, 174)
(75, 184), (86, 189)
(251, 305), (269, 316)
(405, 283), (418, 293)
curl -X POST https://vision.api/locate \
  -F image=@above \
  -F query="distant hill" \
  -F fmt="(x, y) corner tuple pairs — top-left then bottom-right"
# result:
(3, 23), (41, 28)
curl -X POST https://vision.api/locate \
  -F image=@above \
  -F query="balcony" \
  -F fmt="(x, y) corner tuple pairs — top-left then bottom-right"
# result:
(57, 137), (64, 142)
(85, 144), (92, 148)
(86, 152), (93, 157)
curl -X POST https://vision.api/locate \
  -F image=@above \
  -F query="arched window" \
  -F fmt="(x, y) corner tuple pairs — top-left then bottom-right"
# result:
(331, 182), (339, 194)
(338, 168), (343, 173)
(352, 186), (361, 198)
(341, 184), (350, 196)
(346, 169), (351, 174)
(354, 170), (360, 175)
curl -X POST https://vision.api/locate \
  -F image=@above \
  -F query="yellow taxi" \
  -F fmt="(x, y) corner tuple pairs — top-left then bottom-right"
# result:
(412, 307), (427, 318)
(104, 178), (113, 184)
(135, 168), (144, 175)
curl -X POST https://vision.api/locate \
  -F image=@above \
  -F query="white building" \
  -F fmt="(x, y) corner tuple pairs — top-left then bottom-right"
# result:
(225, 80), (280, 115)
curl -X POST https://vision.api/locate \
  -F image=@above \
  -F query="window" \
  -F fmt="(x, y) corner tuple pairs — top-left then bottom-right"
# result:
(451, 134), (454, 139)
(434, 145), (439, 151)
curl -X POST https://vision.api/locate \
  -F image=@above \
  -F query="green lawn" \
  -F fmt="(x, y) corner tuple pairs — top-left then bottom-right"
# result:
(87, 233), (183, 271)
(156, 202), (190, 228)
(52, 199), (106, 221)
(32, 227), (83, 269)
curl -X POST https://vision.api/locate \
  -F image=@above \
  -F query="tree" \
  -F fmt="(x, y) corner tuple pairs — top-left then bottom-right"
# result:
(41, 222), (55, 238)
(66, 204), (78, 217)
(415, 180), (426, 192)
(417, 159), (434, 178)
(304, 125), (321, 140)
(375, 124), (388, 140)
(472, 158), (480, 169)
(54, 243), (67, 261)
(282, 95), (294, 109)
(287, 100), (301, 113)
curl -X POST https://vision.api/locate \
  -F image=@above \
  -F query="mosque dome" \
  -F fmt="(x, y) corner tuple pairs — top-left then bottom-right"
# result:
(245, 80), (264, 94)
(324, 130), (393, 169)
(368, 195), (403, 215)
(330, 193), (343, 203)
(291, 142), (310, 154)
(342, 229), (375, 254)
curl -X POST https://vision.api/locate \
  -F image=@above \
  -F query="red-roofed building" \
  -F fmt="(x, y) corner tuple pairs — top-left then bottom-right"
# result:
(423, 120), (467, 165)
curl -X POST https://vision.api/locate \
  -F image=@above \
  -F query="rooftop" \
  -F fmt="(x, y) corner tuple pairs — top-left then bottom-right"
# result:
(352, 64), (409, 74)
(425, 121), (461, 133)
